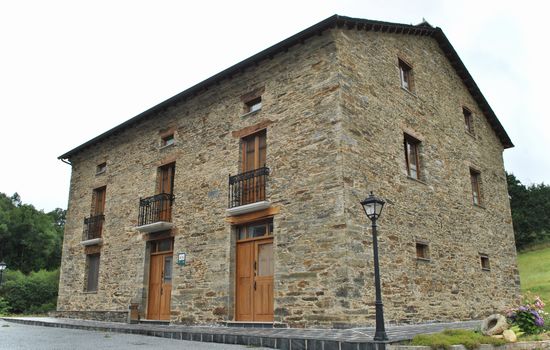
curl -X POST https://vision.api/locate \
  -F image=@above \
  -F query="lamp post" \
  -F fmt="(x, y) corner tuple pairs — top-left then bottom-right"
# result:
(360, 192), (388, 341)
(0, 261), (6, 286)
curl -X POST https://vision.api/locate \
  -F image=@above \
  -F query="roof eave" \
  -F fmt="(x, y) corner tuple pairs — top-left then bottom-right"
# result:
(58, 15), (513, 161)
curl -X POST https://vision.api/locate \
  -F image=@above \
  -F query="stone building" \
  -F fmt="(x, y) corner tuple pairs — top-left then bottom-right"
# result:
(57, 15), (519, 328)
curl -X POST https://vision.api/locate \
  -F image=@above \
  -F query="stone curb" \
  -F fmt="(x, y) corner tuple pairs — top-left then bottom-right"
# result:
(1, 317), (388, 350)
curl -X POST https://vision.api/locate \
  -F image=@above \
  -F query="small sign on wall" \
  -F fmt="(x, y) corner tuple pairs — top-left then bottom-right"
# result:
(177, 252), (186, 266)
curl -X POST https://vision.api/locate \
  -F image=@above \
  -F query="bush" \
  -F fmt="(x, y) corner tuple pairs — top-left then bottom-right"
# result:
(0, 297), (10, 315)
(507, 295), (546, 335)
(0, 269), (59, 314)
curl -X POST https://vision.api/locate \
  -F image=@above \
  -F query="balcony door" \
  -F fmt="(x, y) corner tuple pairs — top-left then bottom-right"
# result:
(241, 131), (266, 204)
(147, 238), (173, 320)
(235, 220), (274, 322)
(157, 163), (175, 222)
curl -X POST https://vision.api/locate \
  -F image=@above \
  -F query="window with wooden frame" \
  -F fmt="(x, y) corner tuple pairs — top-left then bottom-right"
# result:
(92, 186), (106, 216)
(480, 254), (490, 271)
(399, 58), (414, 91)
(463, 107), (474, 134)
(245, 96), (262, 114)
(156, 163), (175, 222)
(161, 134), (175, 147)
(404, 134), (421, 180)
(237, 220), (273, 241)
(85, 253), (100, 292)
(96, 162), (107, 175)
(157, 163), (175, 195)
(416, 242), (430, 260)
(150, 238), (173, 253)
(470, 168), (482, 206)
(242, 130), (267, 173)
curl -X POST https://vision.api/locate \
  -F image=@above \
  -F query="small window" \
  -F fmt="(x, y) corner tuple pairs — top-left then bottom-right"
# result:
(237, 220), (273, 241)
(161, 134), (175, 147)
(470, 168), (482, 206)
(85, 253), (100, 292)
(480, 254), (490, 270)
(463, 107), (474, 134)
(245, 97), (262, 113)
(404, 134), (421, 180)
(151, 238), (173, 253)
(96, 162), (107, 174)
(416, 242), (430, 260)
(399, 59), (413, 91)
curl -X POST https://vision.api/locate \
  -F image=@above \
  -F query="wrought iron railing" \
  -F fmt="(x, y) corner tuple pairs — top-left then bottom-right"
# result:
(138, 193), (175, 226)
(228, 166), (269, 208)
(83, 214), (105, 241)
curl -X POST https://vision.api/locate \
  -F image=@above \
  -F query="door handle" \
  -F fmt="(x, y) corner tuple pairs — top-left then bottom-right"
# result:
(254, 281), (256, 290)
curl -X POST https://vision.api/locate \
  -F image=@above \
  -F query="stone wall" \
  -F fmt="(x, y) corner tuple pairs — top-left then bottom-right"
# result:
(335, 28), (520, 325)
(57, 25), (519, 328)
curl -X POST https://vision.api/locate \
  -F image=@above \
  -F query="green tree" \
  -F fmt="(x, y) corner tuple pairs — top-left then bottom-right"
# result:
(0, 193), (65, 273)
(507, 173), (550, 249)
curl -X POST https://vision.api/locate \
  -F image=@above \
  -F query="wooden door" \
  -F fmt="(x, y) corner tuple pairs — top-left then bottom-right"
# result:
(241, 131), (266, 204)
(235, 237), (273, 322)
(157, 163), (175, 221)
(147, 239), (173, 320)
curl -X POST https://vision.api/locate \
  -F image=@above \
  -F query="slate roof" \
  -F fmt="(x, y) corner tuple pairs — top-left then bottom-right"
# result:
(59, 15), (512, 160)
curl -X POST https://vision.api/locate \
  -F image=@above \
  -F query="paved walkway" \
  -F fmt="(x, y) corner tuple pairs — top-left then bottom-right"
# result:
(1, 317), (480, 350)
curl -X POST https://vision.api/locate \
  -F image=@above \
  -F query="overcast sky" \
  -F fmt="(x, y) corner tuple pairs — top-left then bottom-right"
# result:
(1, 0), (548, 212)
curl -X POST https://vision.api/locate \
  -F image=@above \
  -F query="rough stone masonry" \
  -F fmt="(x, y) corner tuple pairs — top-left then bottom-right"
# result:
(57, 15), (519, 328)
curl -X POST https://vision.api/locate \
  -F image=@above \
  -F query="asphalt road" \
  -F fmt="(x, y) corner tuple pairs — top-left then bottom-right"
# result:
(0, 319), (270, 350)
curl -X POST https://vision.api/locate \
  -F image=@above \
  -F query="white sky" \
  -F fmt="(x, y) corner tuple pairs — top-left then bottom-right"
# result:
(1, 0), (548, 212)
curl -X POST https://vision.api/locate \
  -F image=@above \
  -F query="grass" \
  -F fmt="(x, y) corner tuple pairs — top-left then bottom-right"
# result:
(517, 245), (550, 313)
(409, 329), (506, 350)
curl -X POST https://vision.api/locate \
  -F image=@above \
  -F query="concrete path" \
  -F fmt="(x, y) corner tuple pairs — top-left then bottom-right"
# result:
(0, 319), (269, 350)
(1, 317), (481, 350)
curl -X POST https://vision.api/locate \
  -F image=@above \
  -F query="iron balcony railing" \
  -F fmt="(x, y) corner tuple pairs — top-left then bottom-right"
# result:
(83, 214), (105, 241)
(228, 166), (269, 208)
(138, 193), (175, 226)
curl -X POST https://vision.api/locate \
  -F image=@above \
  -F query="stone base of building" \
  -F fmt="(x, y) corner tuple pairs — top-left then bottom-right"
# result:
(52, 310), (128, 323)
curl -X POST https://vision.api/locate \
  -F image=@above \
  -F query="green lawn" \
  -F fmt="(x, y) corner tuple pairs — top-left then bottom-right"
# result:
(517, 246), (550, 312)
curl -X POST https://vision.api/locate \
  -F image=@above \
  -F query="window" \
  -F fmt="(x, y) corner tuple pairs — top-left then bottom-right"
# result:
(150, 238), (173, 253)
(85, 253), (100, 292)
(157, 163), (175, 195)
(416, 242), (430, 260)
(245, 96), (262, 113)
(96, 162), (107, 174)
(237, 220), (273, 241)
(242, 130), (267, 172)
(480, 254), (490, 271)
(463, 107), (474, 134)
(404, 134), (421, 180)
(470, 168), (482, 205)
(399, 59), (413, 91)
(92, 186), (106, 216)
(161, 134), (175, 147)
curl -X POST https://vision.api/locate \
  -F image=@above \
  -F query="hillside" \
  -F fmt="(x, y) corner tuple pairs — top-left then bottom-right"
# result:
(517, 246), (550, 312)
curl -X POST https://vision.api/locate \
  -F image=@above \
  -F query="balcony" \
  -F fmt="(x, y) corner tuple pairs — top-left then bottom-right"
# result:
(136, 193), (175, 233)
(227, 166), (270, 216)
(81, 214), (104, 246)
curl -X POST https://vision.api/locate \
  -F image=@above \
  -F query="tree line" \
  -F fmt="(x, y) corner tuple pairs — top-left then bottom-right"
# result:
(507, 173), (550, 250)
(0, 193), (65, 314)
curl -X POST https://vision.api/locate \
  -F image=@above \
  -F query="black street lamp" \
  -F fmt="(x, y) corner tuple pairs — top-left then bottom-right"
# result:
(360, 192), (388, 341)
(0, 261), (6, 286)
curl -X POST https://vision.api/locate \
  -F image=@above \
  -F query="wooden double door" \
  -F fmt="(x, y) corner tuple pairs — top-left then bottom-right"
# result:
(236, 237), (274, 321)
(147, 239), (173, 320)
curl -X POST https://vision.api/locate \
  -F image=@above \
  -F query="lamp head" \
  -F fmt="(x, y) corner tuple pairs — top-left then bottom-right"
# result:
(360, 192), (385, 221)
